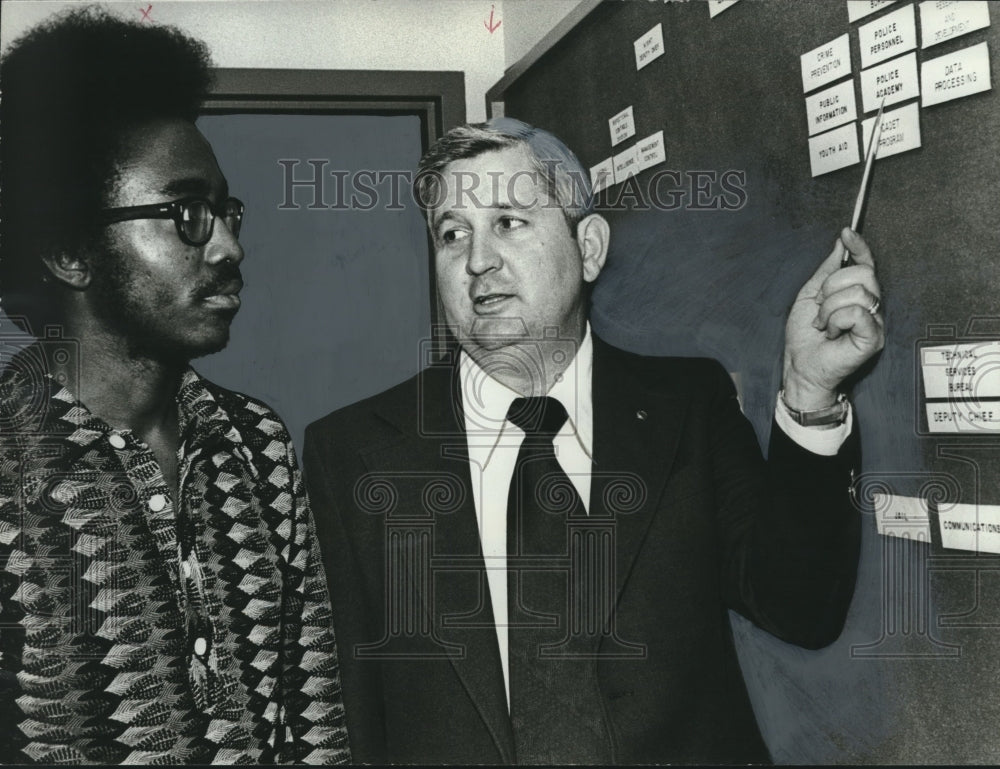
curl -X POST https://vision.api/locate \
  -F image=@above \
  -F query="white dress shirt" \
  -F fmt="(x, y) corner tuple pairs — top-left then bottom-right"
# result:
(458, 324), (851, 706)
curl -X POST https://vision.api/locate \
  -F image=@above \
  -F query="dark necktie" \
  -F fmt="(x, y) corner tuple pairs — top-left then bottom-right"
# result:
(505, 396), (610, 764)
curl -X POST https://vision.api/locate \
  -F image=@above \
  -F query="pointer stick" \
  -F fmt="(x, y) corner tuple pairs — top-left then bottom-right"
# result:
(842, 97), (886, 267)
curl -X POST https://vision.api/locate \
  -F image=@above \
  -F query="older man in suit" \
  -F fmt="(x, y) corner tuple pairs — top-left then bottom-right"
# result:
(304, 118), (884, 764)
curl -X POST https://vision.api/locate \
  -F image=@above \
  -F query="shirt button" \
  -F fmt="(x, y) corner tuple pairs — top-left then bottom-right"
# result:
(108, 433), (126, 449)
(50, 483), (71, 505)
(193, 637), (208, 656)
(148, 494), (167, 512)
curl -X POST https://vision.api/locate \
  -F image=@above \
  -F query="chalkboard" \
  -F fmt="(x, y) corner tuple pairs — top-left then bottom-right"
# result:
(195, 111), (430, 454)
(488, 1), (1000, 763)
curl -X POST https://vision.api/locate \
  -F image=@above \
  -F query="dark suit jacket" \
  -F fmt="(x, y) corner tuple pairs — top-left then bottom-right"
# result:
(303, 336), (860, 764)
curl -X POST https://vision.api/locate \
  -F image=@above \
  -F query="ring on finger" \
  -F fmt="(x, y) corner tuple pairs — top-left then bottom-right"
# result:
(867, 296), (881, 316)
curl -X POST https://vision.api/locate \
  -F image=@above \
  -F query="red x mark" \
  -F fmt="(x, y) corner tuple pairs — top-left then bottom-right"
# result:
(139, 4), (153, 22)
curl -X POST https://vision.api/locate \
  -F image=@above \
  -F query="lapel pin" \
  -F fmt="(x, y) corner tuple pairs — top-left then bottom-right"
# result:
(636, 409), (647, 420)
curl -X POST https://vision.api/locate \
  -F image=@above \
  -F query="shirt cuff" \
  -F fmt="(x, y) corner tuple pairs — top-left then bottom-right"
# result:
(774, 393), (853, 456)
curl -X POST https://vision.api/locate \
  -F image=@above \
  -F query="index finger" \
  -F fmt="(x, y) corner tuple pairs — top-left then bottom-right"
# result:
(802, 234), (850, 295)
(839, 227), (874, 268)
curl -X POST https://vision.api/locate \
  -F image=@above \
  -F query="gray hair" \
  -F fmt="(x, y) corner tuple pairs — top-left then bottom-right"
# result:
(413, 117), (593, 230)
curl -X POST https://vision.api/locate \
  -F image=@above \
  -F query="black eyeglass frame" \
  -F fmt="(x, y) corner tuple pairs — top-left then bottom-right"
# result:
(100, 196), (245, 247)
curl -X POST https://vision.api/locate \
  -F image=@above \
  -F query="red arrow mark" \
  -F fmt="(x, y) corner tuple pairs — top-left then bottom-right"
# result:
(484, 4), (501, 33)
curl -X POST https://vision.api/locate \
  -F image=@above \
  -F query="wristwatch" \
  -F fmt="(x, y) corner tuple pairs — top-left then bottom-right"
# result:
(779, 391), (849, 427)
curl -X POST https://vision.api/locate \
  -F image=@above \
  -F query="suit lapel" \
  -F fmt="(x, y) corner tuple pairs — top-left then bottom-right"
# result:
(363, 358), (515, 762)
(589, 337), (690, 646)
(356, 338), (689, 757)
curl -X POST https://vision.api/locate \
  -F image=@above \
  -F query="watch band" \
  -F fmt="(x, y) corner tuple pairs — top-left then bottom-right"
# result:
(779, 391), (849, 427)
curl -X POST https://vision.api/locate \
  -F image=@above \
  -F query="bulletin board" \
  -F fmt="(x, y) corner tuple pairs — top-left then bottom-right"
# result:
(487, 1), (1000, 763)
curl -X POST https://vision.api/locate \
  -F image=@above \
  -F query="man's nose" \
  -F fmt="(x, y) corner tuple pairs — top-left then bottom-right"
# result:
(205, 216), (244, 266)
(466, 234), (502, 276)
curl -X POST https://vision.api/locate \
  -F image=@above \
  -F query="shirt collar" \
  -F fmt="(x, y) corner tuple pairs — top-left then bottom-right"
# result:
(175, 368), (248, 454)
(1, 348), (238, 461)
(459, 323), (594, 467)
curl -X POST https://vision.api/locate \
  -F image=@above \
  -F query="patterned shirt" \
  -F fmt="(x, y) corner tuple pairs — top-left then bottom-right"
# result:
(0, 346), (350, 764)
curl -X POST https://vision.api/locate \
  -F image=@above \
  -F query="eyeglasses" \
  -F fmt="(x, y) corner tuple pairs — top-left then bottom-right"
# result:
(100, 196), (244, 247)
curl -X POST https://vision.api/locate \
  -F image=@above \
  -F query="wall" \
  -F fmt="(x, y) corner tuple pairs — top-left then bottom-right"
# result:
(502, 0), (586, 66)
(1, 0), (593, 122)
(0, 0), (508, 122)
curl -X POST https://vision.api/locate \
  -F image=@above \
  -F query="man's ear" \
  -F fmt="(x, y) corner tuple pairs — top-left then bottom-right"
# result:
(39, 250), (93, 290)
(575, 213), (610, 283)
